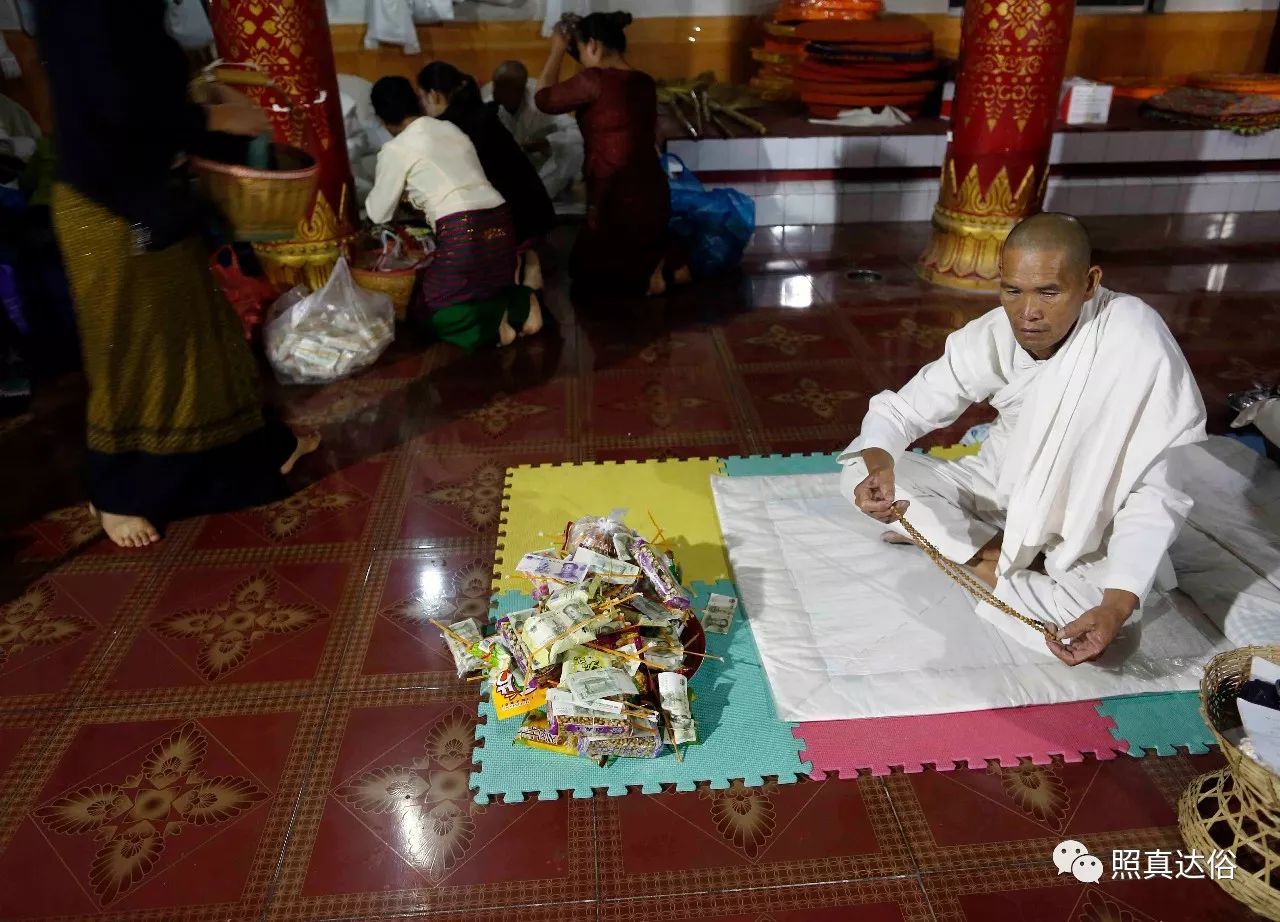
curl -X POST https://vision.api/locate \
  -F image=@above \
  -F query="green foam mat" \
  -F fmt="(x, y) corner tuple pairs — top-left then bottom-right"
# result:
(1095, 692), (1216, 757)
(471, 580), (810, 803)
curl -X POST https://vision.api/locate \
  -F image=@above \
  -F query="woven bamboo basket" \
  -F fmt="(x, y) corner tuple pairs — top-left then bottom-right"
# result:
(190, 143), (319, 243)
(351, 266), (417, 323)
(1176, 645), (1280, 920)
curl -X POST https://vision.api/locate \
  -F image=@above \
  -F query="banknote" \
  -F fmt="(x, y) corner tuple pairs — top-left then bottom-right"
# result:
(702, 592), (738, 635)
(515, 553), (588, 583)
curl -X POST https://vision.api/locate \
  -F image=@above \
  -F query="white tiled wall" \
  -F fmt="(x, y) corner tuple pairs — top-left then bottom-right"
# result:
(721, 173), (1280, 226)
(668, 127), (1280, 174)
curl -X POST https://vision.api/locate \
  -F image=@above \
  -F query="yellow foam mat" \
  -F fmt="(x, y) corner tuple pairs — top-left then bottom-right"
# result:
(494, 459), (729, 596)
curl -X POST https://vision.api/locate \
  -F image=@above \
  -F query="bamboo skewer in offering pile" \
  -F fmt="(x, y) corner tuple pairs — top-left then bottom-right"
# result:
(433, 512), (731, 766)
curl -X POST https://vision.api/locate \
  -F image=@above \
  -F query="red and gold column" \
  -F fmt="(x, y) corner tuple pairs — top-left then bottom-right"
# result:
(917, 0), (1075, 291)
(209, 0), (355, 289)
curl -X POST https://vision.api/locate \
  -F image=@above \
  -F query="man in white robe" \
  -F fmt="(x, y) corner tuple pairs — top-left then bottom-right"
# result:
(841, 213), (1207, 666)
(482, 61), (584, 202)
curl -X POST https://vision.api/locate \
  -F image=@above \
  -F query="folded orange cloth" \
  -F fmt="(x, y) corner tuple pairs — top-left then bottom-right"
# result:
(795, 15), (933, 45)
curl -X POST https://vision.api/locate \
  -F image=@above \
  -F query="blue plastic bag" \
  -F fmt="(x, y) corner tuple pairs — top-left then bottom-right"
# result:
(662, 153), (755, 279)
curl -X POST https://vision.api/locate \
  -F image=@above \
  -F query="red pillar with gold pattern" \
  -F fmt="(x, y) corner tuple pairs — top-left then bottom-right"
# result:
(208, 0), (356, 289)
(917, 0), (1076, 291)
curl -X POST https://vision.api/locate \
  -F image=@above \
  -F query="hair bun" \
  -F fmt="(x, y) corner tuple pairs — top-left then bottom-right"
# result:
(610, 11), (633, 28)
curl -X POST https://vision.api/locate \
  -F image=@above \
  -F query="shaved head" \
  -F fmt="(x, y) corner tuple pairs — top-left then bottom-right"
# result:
(1002, 212), (1093, 277)
(998, 212), (1102, 359)
(492, 60), (529, 114)
(494, 60), (528, 84)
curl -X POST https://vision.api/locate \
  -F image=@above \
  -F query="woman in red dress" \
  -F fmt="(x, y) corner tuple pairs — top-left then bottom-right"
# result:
(534, 12), (690, 297)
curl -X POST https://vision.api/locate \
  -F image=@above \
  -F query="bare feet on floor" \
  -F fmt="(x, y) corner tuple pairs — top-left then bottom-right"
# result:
(281, 431), (321, 475)
(646, 261), (694, 297)
(647, 260), (667, 297)
(497, 311), (518, 347)
(89, 503), (160, 549)
(520, 291), (543, 337)
(519, 250), (544, 292)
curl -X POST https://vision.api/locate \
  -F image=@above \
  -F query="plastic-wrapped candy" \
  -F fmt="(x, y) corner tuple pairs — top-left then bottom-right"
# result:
(565, 513), (636, 559)
(441, 618), (483, 677)
(580, 723), (664, 759)
(624, 535), (691, 611)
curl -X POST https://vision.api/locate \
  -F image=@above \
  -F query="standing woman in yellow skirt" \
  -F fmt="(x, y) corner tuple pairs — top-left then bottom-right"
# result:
(38, 0), (317, 548)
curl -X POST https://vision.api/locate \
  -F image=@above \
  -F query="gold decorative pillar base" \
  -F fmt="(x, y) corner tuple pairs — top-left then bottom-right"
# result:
(916, 159), (1045, 291)
(917, 0), (1076, 292)
(252, 189), (354, 291)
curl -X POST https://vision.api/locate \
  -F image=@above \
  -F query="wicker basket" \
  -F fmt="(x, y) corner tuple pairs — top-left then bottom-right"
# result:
(190, 143), (319, 243)
(1176, 645), (1280, 920)
(351, 266), (418, 323)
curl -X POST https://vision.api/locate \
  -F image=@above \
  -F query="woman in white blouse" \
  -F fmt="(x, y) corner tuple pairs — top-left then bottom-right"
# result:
(367, 77), (541, 350)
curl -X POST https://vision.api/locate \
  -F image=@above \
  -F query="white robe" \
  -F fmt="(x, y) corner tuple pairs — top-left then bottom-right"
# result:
(840, 288), (1207, 632)
(482, 78), (584, 200)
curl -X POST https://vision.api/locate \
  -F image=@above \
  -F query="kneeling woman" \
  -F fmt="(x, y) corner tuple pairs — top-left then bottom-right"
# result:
(366, 77), (540, 349)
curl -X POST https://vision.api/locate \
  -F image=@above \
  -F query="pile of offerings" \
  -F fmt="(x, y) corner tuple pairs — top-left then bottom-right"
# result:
(433, 512), (735, 765)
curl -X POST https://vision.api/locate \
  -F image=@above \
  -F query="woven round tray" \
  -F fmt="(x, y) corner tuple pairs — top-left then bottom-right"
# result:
(1175, 645), (1280, 920)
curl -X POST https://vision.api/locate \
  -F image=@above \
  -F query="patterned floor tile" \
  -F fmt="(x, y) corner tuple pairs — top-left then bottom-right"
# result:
(94, 556), (366, 704)
(721, 311), (857, 366)
(185, 454), (394, 552)
(600, 877), (934, 922)
(0, 701), (322, 921)
(0, 570), (146, 710)
(596, 776), (913, 899)
(587, 366), (740, 441)
(920, 865), (1259, 921)
(737, 366), (875, 435)
(265, 692), (596, 921)
(886, 756), (1187, 873)
(341, 551), (493, 690)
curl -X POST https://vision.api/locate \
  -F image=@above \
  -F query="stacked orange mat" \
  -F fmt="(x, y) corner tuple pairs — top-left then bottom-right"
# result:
(787, 13), (940, 118)
(749, 21), (806, 101)
(1186, 72), (1280, 97)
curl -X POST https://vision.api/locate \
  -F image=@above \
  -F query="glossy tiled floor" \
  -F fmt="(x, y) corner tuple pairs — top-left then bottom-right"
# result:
(1, 213), (1276, 921)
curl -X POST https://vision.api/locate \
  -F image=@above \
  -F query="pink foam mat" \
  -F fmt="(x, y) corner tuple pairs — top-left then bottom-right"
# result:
(795, 700), (1132, 777)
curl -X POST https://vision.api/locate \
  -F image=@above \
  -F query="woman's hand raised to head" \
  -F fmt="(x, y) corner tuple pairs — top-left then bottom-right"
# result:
(550, 19), (573, 55)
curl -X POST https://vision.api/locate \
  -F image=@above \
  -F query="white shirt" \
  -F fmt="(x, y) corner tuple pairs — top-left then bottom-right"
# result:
(482, 78), (584, 199)
(364, 117), (504, 227)
(842, 291), (1207, 600)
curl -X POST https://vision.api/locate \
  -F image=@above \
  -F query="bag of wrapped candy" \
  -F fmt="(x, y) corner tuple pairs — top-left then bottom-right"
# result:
(264, 257), (395, 384)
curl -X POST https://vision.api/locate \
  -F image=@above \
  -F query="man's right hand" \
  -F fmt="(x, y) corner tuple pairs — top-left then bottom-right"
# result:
(853, 447), (905, 522)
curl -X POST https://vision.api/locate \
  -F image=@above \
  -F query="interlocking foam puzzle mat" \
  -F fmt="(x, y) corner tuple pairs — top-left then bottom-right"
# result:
(492, 458), (729, 596)
(475, 452), (1215, 800)
(472, 582), (809, 803)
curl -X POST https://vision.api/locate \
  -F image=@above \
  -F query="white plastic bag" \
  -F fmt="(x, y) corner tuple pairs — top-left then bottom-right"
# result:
(363, 0), (420, 55)
(410, 0), (454, 23)
(264, 259), (395, 384)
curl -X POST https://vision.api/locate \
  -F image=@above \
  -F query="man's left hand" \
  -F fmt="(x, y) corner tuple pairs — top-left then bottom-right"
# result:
(1045, 600), (1133, 666)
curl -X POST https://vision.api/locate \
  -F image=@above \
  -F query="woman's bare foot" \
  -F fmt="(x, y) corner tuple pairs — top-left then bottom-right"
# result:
(89, 503), (160, 549)
(519, 250), (544, 291)
(519, 292), (543, 337)
(497, 311), (518, 347)
(281, 431), (321, 475)
(647, 260), (667, 297)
